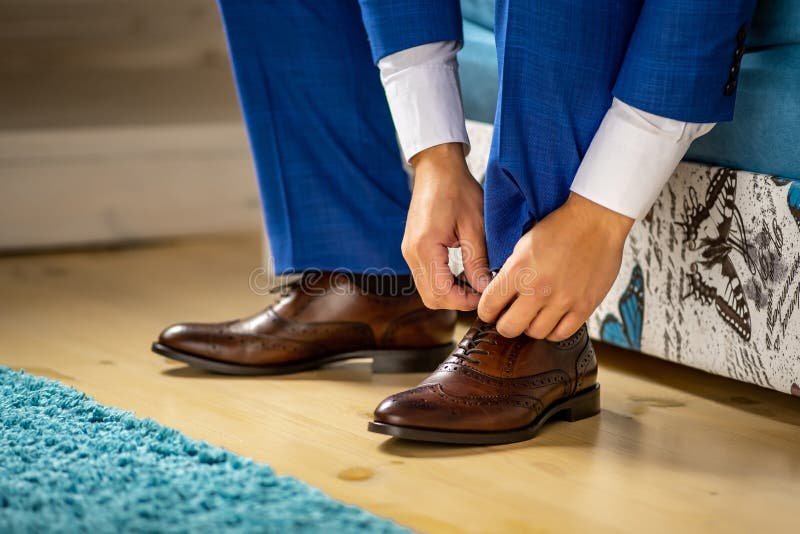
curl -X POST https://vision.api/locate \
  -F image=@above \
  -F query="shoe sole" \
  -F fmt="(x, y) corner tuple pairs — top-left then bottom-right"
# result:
(367, 384), (601, 445)
(151, 341), (455, 376)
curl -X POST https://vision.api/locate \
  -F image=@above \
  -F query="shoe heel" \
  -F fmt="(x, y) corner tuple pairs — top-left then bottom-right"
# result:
(562, 385), (601, 422)
(371, 343), (454, 374)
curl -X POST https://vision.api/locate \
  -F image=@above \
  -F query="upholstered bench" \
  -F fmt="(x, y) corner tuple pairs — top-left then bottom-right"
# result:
(458, 0), (800, 396)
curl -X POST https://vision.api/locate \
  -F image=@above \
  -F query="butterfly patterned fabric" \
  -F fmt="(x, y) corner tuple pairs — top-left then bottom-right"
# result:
(678, 169), (752, 341)
(589, 163), (800, 397)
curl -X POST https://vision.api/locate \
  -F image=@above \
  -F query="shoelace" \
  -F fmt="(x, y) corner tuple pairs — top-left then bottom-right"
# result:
(458, 323), (499, 364)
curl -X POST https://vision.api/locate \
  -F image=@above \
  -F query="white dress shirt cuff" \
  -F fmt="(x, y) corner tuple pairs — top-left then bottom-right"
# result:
(570, 98), (715, 219)
(378, 41), (470, 162)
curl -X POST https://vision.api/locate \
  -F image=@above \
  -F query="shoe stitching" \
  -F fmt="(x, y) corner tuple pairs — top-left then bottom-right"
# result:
(436, 362), (571, 392)
(433, 384), (544, 410)
(553, 324), (587, 350)
(393, 384), (543, 410)
(575, 341), (596, 393)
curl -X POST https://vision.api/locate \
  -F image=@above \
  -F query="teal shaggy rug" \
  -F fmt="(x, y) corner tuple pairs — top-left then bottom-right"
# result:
(0, 367), (408, 533)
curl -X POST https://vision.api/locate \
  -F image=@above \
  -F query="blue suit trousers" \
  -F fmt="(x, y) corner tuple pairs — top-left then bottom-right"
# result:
(218, 0), (754, 273)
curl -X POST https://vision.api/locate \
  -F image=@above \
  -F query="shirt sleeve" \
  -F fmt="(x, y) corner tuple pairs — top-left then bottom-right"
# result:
(570, 97), (715, 220)
(377, 41), (470, 162)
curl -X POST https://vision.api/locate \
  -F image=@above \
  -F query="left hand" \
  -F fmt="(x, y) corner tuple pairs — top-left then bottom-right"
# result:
(477, 192), (635, 341)
(402, 143), (491, 311)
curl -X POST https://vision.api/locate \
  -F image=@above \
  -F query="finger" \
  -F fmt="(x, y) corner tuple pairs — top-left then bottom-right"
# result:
(403, 244), (432, 304)
(477, 264), (516, 323)
(421, 271), (480, 310)
(416, 242), (480, 311)
(434, 266), (483, 310)
(454, 271), (476, 288)
(440, 283), (482, 310)
(459, 229), (491, 293)
(546, 312), (585, 342)
(496, 295), (543, 338)
(525, 305), (566, 340)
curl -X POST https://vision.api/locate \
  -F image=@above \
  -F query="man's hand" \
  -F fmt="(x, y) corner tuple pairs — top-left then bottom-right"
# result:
(403, 143), (491, 311)
(478, 192), (634, 340)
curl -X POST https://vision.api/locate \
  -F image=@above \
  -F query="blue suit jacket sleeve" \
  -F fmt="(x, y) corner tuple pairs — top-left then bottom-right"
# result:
(613, 0), (758, 123)
(358, 0), (463, 63)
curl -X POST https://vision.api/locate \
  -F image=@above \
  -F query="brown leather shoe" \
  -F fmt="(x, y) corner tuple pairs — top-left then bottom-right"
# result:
(368, 318), (600, 444)
(152, 273), (457, 375)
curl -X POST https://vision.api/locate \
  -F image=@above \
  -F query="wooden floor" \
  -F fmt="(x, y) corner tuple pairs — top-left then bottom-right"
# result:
(2, 233), (799, 533)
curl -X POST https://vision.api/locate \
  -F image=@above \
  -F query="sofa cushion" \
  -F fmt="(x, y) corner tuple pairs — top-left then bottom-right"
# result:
(460, 0), (800, 46)
(685, 45), (800, 180)
(748, 0), (800, 47)
(460, 0), (494, 31)
(459, 19), (498, 124)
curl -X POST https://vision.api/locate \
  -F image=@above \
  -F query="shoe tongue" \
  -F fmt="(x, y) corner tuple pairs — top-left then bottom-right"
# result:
(270, 272), (336, 298)
(459, 319), (530, 357)
(270, 273), (304, 293)
(441, 320), (498, 366)
(268, 275), (310, 317)
(470, 320), (502, 344)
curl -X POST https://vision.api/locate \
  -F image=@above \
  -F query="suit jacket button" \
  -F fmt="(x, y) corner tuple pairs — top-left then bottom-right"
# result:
(734, 46), (745, 60)
(737, 24), (748, 42)
(724, 80), (737, 95)
(730, 63), (740, 77)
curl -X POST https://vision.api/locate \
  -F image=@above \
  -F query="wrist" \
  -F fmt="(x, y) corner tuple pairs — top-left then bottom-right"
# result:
(564, 192), (634, 244)
(410, 143), (473, 193)
(409, 142), (467, 171)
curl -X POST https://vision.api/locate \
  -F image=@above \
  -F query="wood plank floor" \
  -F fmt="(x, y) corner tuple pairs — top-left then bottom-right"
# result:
(1, 233), (798, 533)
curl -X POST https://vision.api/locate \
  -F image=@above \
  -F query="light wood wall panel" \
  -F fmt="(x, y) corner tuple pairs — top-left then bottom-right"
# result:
(0, 0), (262, 250)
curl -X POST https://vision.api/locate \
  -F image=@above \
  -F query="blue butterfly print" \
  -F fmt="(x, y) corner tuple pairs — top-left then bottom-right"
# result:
(769, 176), (800, 230)
(788, 180), (800, 229)
(600, 264), (644, 351)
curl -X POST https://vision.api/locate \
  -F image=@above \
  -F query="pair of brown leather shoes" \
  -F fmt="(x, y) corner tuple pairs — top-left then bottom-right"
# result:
(153, 272), (600, 445)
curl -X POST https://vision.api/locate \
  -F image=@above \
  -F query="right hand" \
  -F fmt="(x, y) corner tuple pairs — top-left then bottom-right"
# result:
(402, 143), (491, 311)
